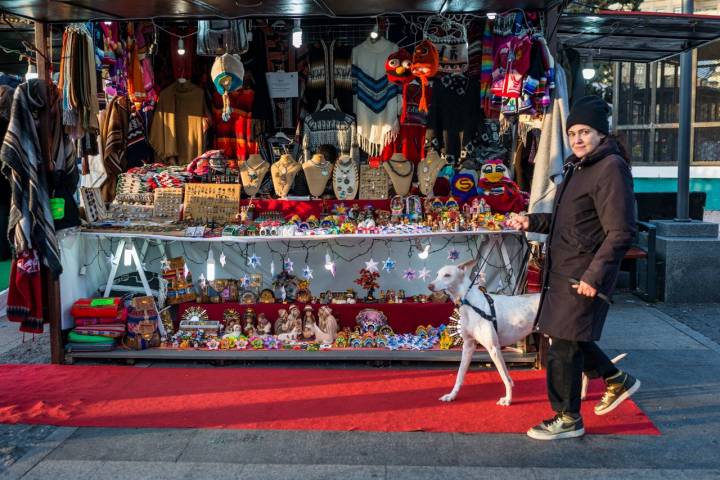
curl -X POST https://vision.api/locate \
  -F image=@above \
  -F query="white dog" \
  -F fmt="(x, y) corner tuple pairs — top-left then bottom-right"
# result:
(428, 259), (540, 406)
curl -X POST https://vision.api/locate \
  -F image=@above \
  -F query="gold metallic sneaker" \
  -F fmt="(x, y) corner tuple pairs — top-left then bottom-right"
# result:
(595, 371), (641, 416)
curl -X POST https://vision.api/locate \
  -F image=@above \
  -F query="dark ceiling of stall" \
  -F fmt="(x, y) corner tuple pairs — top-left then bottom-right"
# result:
(558, 11), (720, 63)
(0, 0), (561, 22)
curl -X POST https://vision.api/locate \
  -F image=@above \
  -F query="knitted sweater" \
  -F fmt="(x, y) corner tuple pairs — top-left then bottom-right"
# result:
(149, 81), (208, 165)
(301, 108), (357, 162)
(351, 38), (401, 156)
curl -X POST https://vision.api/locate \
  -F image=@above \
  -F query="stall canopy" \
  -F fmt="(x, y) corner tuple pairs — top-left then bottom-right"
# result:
(558, 10), (720, 63)
(0, 0), (562, 22)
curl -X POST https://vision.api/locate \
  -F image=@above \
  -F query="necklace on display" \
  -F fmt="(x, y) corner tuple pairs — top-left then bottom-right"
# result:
(246, 158), (267, 181)
(310, 155), (331, 176)
(387, 157), (413, 178)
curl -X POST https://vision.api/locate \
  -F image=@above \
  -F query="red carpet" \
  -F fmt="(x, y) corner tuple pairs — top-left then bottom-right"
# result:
(0, 365), (659, 434)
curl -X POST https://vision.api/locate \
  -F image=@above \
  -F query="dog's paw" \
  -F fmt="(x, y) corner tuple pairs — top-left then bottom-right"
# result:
(439, 393), (457, 402)
(496, 396), (512, 406)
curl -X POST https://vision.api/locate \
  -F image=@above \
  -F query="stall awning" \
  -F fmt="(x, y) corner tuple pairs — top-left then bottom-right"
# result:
(0, 1), (561, 22)
(558, 11), (720, 63)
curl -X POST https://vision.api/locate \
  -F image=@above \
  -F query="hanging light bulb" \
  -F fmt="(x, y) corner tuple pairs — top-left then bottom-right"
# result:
(582, 56), (596, 80)
(25, 60), (38, 80)
(177, 37), (186, 56)
(418, 243), (431, 260)
(370, 22), (379, 40)
(292, 19), (302, 49)
(206, 248), (216, 282)
(324, 250), (336, 277)
(123, 244), (134, 267)
(103, 21), (112, 26)
(486, 12), (497, 20)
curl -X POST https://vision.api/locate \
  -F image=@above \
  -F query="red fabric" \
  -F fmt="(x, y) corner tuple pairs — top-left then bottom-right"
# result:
(178, 302), (455, 334)
(0, 364), (659, 434)
(6, 251), (44, 334)
(70, 298), (123, 319)
(211, 89), (258, 161)
(239, 199), (395, 220)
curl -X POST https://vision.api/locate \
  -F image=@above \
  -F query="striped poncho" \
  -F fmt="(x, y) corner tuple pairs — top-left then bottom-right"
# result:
(351, 38), (401, 157)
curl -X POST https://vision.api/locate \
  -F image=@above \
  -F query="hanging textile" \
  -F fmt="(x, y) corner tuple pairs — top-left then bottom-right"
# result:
(0, 80), (63, 276)
(197, 20), (249, 56)
(304, 39), (354, 115)
(301, 108), (357, 162)
(149, 80), (209, 165)
(210, 88), (257, 162)
(351, 37), (401, 156)
(59, 24), (100, 139)
(100, 95), (129, 201)
(6, 250), (44, 334)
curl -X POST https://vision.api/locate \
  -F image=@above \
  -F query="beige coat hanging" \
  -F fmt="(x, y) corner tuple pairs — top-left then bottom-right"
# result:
(239, 154), (270, 197)
(302, 154), (334, 197)
(382, 153), (414, 197)
(271, 154), (301, 198)
(417, 150), (447, 197)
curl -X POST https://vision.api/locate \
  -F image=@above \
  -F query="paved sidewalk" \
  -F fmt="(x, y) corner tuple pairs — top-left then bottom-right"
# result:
(2, 296), (720, 479)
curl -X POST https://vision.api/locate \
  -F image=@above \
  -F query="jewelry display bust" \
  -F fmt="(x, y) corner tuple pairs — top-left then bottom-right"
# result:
(382, 153), (414, 197)
(302, 153), (334, 198)
(417, 150), (447, 197)
(332, 154), (358, 200)
(271, 154), (302, 198)
(239, 154), (270, 197)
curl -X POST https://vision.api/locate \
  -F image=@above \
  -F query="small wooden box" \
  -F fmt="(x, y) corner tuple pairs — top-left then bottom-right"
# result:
(183, 183), (240, 224)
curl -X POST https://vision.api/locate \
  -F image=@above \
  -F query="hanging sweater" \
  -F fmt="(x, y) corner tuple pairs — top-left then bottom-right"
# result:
(301, 108), (357, 162)
(425, 73), (483, 163)
(149, 81), (208, 165)
(351, 38), (401, 156)
(304, 39), (354, 114)
(211, 88), (257, 161)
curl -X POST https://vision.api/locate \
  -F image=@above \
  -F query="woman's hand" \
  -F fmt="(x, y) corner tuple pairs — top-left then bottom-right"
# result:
(572, 280), (597, 298)
(506, 213), (530, 231)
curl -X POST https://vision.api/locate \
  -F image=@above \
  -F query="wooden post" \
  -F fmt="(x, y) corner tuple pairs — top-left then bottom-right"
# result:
(34, 21), (64, 364)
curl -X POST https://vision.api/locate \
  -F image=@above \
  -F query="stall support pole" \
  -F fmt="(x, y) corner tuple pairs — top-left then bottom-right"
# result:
(33, 21), (63, 364)
(676, 0), (693, 221)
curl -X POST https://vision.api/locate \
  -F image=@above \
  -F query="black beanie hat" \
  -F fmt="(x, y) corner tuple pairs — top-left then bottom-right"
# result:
(566, 96), (611, 135)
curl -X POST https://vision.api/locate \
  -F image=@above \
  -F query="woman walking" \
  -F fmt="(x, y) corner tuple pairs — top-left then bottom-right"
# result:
(507, 95), (641, 440)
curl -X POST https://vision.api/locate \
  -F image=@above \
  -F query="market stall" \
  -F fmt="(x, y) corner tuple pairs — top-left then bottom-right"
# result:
(0, 1), (567, 365)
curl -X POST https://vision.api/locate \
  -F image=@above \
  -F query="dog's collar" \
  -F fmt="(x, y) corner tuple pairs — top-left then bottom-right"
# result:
(459, 288), (498, 333)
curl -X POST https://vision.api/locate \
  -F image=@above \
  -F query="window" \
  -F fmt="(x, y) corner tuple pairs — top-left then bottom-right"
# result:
(621, 129), (651, 163)
(695, 40), (720, 122)
(655, 128), (678, 163)
(694, 127), (720, 163)
(618, 62), (651, 125)
(657, 60), (680, 123)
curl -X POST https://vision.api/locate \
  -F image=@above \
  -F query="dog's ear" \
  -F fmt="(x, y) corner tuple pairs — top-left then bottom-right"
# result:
(458, 258), (478, 272)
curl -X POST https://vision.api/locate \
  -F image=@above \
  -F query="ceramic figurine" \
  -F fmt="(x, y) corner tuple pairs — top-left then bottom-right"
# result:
(257, 313), (272, 336)
(274, 308), (289, 334)
(243, 308), (257, 336)
(302, 305), (316, 340)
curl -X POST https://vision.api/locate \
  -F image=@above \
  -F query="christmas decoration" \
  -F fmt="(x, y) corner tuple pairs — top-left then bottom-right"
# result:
(382, 257), (396, 273)
(364, 258), (380, 273)
(303, 265), (314, 280)
(418, 267), (431, 281)
(448, 248), (460, 261)
(219, 252), (227, 267)
(355, 268), (381, 301)
(283, 258), (294, 272)
(324, 251), (336, 277)
(239, 275), (250, 288)
(403, 268), (417, 281)
(247, 254), (261, 269)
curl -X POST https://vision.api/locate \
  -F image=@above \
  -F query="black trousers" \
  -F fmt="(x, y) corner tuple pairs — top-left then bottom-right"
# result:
(546, 338), (620, 414)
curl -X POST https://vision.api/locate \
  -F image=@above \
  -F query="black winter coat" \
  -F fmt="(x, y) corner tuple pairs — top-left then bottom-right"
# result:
(527, 138), (636, 341)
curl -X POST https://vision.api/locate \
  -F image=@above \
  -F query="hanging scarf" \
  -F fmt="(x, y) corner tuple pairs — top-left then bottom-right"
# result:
(479, 20), (494, 115)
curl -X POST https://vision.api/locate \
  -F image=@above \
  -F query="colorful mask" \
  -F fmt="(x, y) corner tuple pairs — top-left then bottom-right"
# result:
(411, 40), (439, 113)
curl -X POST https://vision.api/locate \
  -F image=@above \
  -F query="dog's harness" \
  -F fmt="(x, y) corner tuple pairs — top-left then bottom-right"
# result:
(460, 289), (498, 333)
(459, 260), (498, 333)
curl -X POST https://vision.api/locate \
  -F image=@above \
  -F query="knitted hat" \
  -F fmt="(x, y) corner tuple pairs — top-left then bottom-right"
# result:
(566, 95), (610, 135)
(386, 49), (415, 123)
(211, 53), (244, 121)
(411, 40), (439, 113)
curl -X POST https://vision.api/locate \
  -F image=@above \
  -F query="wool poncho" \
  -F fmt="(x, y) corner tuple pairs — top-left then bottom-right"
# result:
(351, 38), (401, 156)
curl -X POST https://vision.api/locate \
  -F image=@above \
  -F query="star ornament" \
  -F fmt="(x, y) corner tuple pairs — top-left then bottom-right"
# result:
(303, 265), (314, 280)
(247, 254), (261, 269)
(382, 257), (396, 273)
(219, 252), (227, 267)
(418, 267), (431, 281)
(448, 248), (460, 261)
(239, 275), (250, 287)
(283, 258), (294, 272)
(403, 268), (417, 281)
(365, 258), (379, 273)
